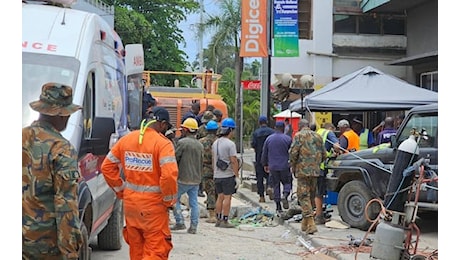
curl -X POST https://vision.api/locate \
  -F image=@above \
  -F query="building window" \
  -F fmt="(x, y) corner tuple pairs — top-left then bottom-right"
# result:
(298, 0), (312, 39)
(420, 71), (438, 92)
(333, 0), (406, 36)
(334, 13), (405, 35)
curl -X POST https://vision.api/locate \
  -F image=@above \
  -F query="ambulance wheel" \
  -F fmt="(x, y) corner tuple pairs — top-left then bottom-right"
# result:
(97, 200), (123, 250)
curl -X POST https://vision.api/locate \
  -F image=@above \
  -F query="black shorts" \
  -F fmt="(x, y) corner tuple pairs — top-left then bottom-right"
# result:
(316, 174), (327, 197)
(214, 176), (236, 195)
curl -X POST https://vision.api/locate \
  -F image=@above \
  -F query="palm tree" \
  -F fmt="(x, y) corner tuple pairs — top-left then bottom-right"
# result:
(199, 0), (243, 152)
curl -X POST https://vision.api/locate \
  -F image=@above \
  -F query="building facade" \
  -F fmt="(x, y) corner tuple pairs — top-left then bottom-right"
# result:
(271, 0), (437, 92)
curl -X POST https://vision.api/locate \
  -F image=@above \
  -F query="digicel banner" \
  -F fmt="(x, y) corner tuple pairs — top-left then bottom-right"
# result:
(240, 0), (268, 57)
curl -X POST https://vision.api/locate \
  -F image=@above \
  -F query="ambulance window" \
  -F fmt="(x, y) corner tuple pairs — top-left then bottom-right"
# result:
(83, 72), (95, 138)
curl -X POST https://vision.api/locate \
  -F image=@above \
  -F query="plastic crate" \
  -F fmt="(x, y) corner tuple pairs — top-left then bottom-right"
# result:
(325, 191), (338, 205)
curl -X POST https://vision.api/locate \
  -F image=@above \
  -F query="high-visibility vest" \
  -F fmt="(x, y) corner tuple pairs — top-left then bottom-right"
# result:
(359, 128), (369, 150)
(342, 129), (360, 152)
(317, 128), (334, 170)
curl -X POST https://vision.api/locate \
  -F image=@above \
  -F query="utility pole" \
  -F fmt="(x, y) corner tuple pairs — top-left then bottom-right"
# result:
(261, 0), (272, 122)
(198, 0), (204, 73)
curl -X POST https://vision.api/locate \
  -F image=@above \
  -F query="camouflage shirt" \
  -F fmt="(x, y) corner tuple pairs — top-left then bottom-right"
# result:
(289, 128), (327, 177)
(22, 120), (83, 259)
(199, 133), (218, 178)
(196, 124), (207, 140)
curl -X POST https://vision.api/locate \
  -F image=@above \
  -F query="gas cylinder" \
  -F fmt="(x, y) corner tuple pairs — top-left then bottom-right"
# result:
(383, 134), (420, 212)
(370, 220), (405, 260)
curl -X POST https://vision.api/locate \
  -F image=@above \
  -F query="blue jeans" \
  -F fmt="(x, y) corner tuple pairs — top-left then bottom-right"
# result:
(173, 183), (199, 228)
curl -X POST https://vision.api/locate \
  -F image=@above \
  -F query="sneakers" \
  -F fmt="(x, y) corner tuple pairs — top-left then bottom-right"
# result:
(187, 226), (197, 234)
(198, 190), (205, 197)
(314, 215), (331, 225)
(259, 196), (266, 203)
(266, 187), (274, 200)
(170, 223), (186, 231)
(218, 221), (235, 228)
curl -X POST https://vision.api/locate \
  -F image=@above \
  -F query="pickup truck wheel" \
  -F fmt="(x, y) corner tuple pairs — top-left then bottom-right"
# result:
(78, 224), (91, 260)
(337, 180), (380, 231)
(97, 201), (123, 250)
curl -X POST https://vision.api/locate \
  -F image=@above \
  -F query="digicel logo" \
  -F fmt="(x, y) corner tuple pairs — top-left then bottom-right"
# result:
(243, 0), (263, 53)
(22, 41), (57, 52)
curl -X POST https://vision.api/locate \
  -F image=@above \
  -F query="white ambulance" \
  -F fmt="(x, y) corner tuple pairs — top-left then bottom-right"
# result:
(22, 1), (144, 258)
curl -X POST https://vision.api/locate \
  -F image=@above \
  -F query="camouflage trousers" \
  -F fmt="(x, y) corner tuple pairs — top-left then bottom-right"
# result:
(202, 176), (216, 209)
(296, 175), (318, 218)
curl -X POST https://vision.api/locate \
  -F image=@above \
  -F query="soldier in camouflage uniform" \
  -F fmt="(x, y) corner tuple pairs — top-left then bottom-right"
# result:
(196, 111), (217, 197)
(289, 119), (326, 235)
(196, 110), (217, 139)
(22, 83), (83, 259)
(198, 120), (219, 223)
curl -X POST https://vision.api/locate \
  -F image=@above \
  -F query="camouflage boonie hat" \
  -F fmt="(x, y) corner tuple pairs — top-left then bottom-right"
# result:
(29, 82), (82, 116)
(201, 111), (217, 123)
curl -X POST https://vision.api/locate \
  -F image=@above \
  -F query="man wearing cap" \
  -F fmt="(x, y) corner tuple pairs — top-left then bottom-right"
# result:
(261, 121), (293, 212)
(337, 119), (360, 153)
(23, 83), (83, 259)
(196, 111), (217, 140)
(351, 117), (374, 150)
(101, 106), (178, 259)
(171, 118), (204, 234)
(251, 115), (275, 202)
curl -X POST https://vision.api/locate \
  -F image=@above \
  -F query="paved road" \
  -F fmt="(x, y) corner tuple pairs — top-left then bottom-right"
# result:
(90, 149), (438, 259)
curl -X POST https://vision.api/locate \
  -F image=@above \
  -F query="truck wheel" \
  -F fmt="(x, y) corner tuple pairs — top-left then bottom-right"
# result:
(79, 224), (91, 260)
(337, 180), (380, 231)
(97, 201), (123, 250)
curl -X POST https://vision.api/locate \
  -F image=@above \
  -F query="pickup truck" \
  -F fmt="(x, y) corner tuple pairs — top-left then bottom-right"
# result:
(325, 103), (438, 230)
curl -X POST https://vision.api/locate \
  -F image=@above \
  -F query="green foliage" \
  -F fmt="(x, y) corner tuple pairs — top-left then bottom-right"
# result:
(114, 0), (199, 72)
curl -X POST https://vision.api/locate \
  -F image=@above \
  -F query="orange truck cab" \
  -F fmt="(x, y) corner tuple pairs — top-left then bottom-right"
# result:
(143, 71), (229, 136)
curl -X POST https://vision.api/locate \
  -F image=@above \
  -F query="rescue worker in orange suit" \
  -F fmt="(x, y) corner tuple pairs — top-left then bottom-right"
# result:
(337, 119), (360, 153)
(101, 106), (178, 260)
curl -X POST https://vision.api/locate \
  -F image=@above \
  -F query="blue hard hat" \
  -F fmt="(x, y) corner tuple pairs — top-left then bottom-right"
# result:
(206, 120), (219, 130)
(221, 118), (236, 129)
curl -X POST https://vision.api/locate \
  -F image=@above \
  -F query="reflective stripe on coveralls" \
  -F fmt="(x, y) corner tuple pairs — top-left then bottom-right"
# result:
(101, 127), (178, 260)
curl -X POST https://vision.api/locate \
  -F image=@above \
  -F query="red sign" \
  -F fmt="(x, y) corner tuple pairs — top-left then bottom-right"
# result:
(242, 80), (262, 90)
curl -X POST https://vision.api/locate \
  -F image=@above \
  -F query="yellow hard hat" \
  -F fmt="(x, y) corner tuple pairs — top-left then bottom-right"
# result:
(181, 118), (199, 131)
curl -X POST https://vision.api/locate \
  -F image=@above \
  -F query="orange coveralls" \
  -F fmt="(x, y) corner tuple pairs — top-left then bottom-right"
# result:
(101, 128), (178, 260)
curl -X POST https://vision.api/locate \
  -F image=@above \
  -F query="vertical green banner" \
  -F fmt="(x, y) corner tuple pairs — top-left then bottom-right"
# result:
(273, 0), (299, 57)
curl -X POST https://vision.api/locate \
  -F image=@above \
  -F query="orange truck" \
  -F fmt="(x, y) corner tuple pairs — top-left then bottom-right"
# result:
(143, 70), (229, 135)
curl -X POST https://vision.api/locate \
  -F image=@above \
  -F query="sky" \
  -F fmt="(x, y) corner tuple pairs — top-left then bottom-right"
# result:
(178, 0), (221, 66)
